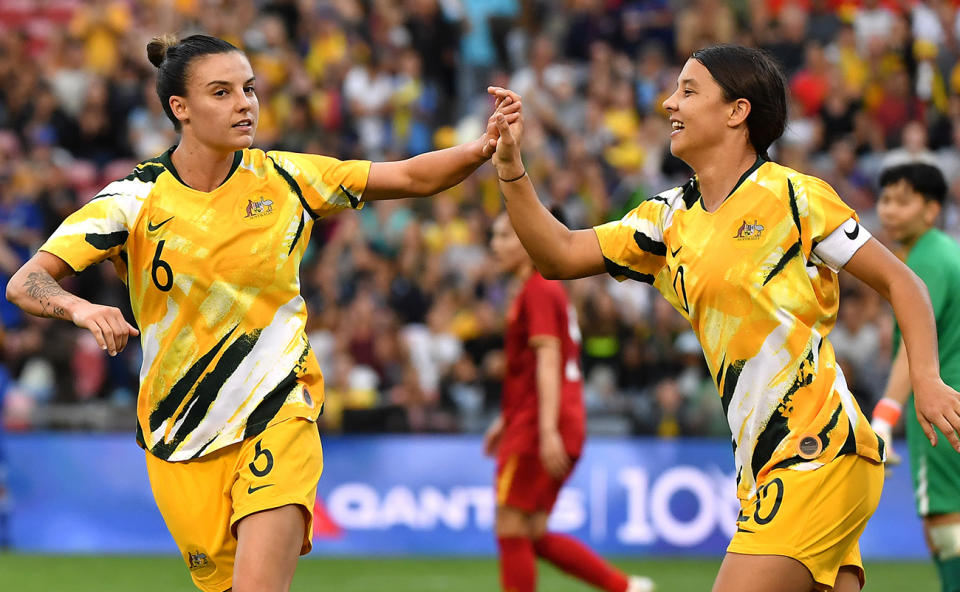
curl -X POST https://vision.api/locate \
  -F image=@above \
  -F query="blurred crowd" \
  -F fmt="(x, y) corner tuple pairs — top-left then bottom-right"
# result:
(1, 0), (958, 438)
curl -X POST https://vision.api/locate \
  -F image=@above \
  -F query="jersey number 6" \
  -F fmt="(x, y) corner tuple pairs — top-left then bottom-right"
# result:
(249, 441), (274, 477)
(152, 240), (174, 292)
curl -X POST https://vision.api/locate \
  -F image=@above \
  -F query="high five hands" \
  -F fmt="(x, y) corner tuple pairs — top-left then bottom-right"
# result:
(480, 87), (524, 164)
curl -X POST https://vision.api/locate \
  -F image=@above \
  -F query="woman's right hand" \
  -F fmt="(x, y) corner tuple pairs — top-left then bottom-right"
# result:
(71, 301), (140, 356)
(483, 415), (505, 457)
(487, 87), (524, 178)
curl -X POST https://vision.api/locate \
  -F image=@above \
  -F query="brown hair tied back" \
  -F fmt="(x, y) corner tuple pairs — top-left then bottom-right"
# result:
(146, 34), (179, 68)
(144, 34), (240, 131)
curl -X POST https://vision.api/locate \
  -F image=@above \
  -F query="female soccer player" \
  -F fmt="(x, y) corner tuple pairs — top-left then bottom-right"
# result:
(485, 211), (654, 592)
(4, 34), (519, 592)
(488, 44), (960, 592)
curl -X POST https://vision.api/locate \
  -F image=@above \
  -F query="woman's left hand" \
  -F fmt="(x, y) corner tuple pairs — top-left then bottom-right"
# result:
(913, 374), (960, 452)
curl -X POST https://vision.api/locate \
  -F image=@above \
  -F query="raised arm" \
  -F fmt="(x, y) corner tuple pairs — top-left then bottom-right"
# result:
(489, 89), (606, 280)
(844, 238), (960, 451)
(363, 95), (522, 201)
(6, 251), (138, 356)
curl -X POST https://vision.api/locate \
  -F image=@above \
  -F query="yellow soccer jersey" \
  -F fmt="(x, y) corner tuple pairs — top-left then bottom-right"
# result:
(41, 147), (370, 461)
(595, 158), (885, 500)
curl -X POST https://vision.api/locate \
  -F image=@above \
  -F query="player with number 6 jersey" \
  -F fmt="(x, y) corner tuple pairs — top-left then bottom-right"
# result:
(4, 33), (521, 592)
(40, 146), (367, 461)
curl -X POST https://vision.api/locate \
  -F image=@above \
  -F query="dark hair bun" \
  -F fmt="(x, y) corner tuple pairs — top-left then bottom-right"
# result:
(146, 34), (178, 68)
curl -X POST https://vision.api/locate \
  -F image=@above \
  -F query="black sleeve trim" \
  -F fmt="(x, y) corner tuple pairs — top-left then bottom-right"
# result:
(633, 230), (667, 256)
(603, 257), (655, 284)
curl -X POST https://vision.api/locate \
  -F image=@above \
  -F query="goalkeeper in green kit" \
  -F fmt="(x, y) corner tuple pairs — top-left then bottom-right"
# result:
(874, 161), (960, 592)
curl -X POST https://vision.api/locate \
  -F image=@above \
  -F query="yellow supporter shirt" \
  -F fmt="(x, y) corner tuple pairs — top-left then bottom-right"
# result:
(594, 158), (885, 500)
(41, 147), (370, 461)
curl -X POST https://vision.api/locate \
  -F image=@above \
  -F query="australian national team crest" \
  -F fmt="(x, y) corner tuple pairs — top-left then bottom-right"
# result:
(733, 219), (765, 240)
(244, 196), (274, 219)
(187, 549), (214, 575)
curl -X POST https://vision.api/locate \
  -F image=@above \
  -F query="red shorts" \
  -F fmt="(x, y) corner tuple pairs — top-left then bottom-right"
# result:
(495, 452), (577, 513)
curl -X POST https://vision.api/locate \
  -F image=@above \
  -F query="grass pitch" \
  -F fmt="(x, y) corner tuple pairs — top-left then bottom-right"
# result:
(0, 555), (938, 591)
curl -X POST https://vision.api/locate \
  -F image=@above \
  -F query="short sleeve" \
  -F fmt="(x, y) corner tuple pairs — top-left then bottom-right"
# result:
(811, 218), (872, 272)
(592, 199), (668, 285)
(524, 280), (565, 341)
(266, 151), (371, 219)
(798, 175), (869, 272)
(39, 181), (144, 273)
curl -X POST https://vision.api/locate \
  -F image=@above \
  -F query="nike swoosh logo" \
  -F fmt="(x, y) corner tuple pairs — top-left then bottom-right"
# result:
(671, 246), (682, 258)
(844, 222), (859, 241)
(247, 483), (274, 494)
(147, 216), (175, 232)
(736, 527), (755, 534)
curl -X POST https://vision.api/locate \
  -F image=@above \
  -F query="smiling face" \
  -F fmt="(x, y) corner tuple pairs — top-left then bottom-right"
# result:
(169, 51), (259, 153)
(661, 58), (748, 165)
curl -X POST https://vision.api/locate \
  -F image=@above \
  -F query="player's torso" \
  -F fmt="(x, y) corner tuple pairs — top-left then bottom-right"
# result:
(125, 151), (321, 459)
(501, 275), (584, 436)
(658, 168), (836, 378)
(656, 165), (879, 498)
(127, 156), (309, 337)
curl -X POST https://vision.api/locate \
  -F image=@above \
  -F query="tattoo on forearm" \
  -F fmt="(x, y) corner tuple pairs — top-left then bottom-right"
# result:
(23, 271), (69, 319)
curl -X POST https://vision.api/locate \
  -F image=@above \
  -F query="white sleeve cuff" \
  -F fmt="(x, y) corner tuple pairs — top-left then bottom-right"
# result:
(812, 218), (871, 272)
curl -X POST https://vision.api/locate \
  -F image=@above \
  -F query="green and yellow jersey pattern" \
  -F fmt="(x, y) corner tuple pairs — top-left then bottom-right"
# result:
(594, 159), (885, 501)
(41, 147), (370, 461)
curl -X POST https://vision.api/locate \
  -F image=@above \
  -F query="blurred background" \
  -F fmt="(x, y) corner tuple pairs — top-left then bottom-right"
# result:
(0, 0), (955, 589)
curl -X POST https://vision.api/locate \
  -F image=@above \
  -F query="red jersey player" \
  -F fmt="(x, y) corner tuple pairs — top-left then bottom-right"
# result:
(484, 212), (654, 592)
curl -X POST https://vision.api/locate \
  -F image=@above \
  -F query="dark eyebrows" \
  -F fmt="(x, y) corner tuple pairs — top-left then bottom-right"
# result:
(205, 77), (257, 88)
(679, 77), (698, 88)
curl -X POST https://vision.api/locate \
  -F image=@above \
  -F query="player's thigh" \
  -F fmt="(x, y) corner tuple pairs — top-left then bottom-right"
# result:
(495, 452), (573, 529)
(712, 552), (814, 592)
(146, 448), (237, 592)
(230, 419), (323, 592)
(496, 504), (534, 538)
(230, 418), (324, 554)
(832, 565), (863, 592)
(728, 454), (882, 590)
(925, 514), (960, 564)
(907, 413), (960, 517)
(232, 504), (306, 592)
(529, 511), (550, 539)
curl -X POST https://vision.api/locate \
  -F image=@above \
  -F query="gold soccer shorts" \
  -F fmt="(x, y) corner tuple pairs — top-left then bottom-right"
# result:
(145, 417), (324, 592)
(727, 453), (884, 590)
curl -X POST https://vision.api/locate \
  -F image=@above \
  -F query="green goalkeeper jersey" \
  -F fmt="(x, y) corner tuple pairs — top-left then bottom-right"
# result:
(894, 227), (960, 516)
